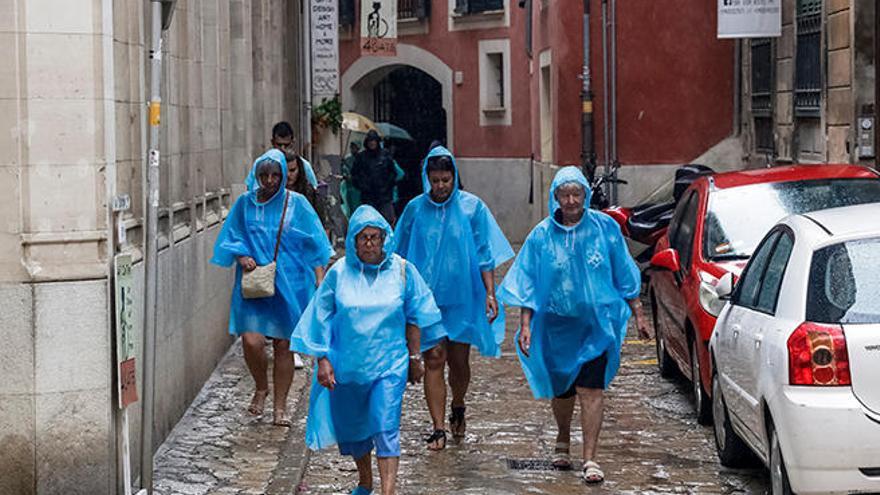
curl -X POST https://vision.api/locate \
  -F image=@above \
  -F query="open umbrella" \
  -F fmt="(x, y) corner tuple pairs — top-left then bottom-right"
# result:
(375, 122), (414, 142)
(342, 112), (381, 135)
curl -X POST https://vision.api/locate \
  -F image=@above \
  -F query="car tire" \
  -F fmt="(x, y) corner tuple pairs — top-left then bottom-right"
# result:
(711, 371), (752, 467)
(770, 425), (794, 495)
(691, 339), (712, 425)
(653, 303), (676, 379)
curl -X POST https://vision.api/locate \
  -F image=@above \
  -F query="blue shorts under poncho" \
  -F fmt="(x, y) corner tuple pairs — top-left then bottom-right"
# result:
(211, 149), (334, 340)
(394, 146), (514, 356)
(498, 166), (641, 399)
(291, 205), (445, 453)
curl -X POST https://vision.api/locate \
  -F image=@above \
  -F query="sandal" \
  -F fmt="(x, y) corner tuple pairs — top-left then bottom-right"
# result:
(350, 486), (373, 495)
(424, 429), (447, 451)
(582, 460), (604, 484)
(552, 442), (572, 470)
(273, 408), (292, 427)
(449, 406), (466, 439)
(247, 389), (269, 416)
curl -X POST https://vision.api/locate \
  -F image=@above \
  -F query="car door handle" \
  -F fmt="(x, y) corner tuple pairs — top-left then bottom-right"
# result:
(754, 334), (763, 349)
(731, 324), (741, 339)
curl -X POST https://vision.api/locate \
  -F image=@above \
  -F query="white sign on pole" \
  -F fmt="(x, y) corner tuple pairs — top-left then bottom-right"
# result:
(718, 0), (782, 39)
(311, 0), (339, 96)
(360, 0), (397, 56)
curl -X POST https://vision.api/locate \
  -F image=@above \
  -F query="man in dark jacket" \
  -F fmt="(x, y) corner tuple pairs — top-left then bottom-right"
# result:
(352, 130), (398, 224)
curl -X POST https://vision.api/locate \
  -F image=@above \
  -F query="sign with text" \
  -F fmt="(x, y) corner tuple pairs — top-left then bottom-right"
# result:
(360, 0), (397, 56)
(718, 0), (781, 38)
(114, 254), (138, 409)
(311, 0), (339, 96)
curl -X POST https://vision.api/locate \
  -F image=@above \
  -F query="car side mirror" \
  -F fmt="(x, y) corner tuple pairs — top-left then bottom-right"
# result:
(716, 272), (734, 300)
(650, 248), (681, 272)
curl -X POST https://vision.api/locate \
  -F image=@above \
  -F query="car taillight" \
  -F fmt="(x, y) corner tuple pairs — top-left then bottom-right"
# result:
(787, 322), (851, 386)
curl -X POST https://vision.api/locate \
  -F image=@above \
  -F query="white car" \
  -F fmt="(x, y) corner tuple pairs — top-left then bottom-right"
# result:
(708, 203), (880, 495)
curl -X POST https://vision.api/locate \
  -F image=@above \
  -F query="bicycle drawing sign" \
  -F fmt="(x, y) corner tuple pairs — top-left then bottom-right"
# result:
(360, 0), (397, 56)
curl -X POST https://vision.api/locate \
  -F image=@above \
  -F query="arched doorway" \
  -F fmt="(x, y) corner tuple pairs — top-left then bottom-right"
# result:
(372, 67), (447, 207)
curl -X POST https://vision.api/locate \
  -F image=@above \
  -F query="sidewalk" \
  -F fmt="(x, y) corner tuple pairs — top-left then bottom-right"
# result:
(152, 341), (311, 495)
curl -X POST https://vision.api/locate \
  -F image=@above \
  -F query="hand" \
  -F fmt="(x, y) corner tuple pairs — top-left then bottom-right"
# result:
(485, 294), (499, 323)
(408, 358), (425, 384)
(636, 311), (652, 340)
(317, 357), (336, 390)
(518, 323), (532, 358)
(238, 256), (257, 272)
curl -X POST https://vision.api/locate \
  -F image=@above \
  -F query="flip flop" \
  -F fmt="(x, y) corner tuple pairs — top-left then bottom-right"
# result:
(247, 389), (269, 416)
(552, 442), (572, 470)
(582, 460), (605, 484)
(425, 429), (447, 451)
(273, 408), (292, 427)
(351, 486), (373, 495)
(449, 406), (466, 439)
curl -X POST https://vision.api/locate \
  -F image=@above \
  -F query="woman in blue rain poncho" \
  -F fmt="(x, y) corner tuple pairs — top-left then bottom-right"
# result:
(498, 166), (649, 484)
(394, 146), (514, 450)
(291, 205), (443, 495)
(212, 149), (333, 426)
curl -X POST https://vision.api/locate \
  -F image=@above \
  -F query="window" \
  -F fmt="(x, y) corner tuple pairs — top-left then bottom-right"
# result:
(398, 0), (430, 20)
(672, 192), (700, 272)
(340, 0), (356, 27)
(733, 231), (781, 308)
(807, 238), (880, 324)
(539, 50), (553, 162)
(755, 231), (794, 314)
(456, 0), (503, 15)
(795, 0), (822, 117)
(479, 39), (511, 126)
(751, 38), (774, 154)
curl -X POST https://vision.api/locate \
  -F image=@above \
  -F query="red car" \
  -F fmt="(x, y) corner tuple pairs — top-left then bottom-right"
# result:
(648, 164), (880, 424)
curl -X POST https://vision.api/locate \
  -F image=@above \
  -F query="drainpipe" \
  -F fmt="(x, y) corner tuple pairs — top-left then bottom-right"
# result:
(141, 1), (174, 492)
(581, 0), (597, 181)
(609, 0), (619, 203)
(303, 0), (313, 160)
(601, 0), (610, 189)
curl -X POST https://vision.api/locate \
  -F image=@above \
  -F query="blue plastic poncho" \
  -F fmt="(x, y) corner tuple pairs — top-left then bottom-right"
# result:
(394, 146), (515, 356)
(291, 205), (444, 451)
(212, 149), (334, 340)
(498, 166), (641, 399)
(245, 153), (318, 189)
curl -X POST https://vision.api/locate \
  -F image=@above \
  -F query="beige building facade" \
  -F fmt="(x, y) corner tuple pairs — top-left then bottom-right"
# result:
(0, 0), (307, 493)
(740, 0), (877, 168)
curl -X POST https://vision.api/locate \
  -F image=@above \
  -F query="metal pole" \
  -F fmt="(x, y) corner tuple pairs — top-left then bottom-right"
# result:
(303, 0), (313, 160)
(601, 0), (610, 186)
(141, 1), (163, 492)
(610, 0), (619, 204)
(581, 0), (597, 181)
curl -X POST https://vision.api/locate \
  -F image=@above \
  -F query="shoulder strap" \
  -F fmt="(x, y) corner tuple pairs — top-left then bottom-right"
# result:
(273, 192), (290, 262)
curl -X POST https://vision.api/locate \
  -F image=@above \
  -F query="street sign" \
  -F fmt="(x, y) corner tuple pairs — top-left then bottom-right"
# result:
(311, 0), (339, 96)
(717, 0), (781, 39)
(360, 0), (397, 56)
(114, 254), (138, 409)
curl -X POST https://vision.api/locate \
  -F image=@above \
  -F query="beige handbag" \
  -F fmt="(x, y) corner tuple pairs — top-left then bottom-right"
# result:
(242, 192), (289, 299)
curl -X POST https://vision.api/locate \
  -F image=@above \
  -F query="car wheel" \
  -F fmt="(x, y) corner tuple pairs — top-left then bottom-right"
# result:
(691, 339), (712, 425)
(654, 305), (676, 379)
(712, 370), (752, 467)
(770, 426), (794, 495)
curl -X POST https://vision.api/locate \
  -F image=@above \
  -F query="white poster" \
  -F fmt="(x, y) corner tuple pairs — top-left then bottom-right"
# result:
(360, 0), (397, 56)
(718, 0), (782, 39)
(311, 0), (339, 95)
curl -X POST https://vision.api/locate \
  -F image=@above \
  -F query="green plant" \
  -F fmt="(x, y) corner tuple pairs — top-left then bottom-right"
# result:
(312, 95), (343, 135)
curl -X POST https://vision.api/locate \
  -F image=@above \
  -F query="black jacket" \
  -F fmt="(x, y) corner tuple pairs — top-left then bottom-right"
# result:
(351, 148), (397, 206)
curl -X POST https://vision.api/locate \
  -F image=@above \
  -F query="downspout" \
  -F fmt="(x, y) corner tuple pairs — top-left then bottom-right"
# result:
(601, 0), (610, 187)
(610, 0), (619, 203)
(581, 0), (597, 181)
(303, 0), (313, 160)
(733, 39), (742, 137)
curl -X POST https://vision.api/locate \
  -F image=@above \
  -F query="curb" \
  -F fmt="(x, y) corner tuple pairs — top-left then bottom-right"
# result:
(267, 363), (313, 495)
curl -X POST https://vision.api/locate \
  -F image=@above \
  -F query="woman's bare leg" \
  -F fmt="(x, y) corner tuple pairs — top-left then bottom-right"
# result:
(354, 452), (374, 491)
(272, 339), (294, 425)
(241, 333), (269, 414)
(377, 456), (399, 495)
(422, 343), (448, 440)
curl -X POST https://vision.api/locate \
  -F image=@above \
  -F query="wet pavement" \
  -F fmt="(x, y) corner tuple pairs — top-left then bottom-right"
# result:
(298, 303), (771, 494)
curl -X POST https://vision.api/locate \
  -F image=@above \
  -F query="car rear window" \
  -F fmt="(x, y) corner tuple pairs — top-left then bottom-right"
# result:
(807, 238), (880, 324)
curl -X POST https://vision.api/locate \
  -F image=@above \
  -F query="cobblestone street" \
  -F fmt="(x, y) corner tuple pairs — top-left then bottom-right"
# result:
(298, 306), (771, 494)
(153, 306), (771, 495)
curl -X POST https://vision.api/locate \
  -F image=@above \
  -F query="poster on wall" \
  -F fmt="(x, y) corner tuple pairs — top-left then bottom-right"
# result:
(717, 0), (781, 39)
(312, 0), (339, 96)
(360, 0), (397, 56)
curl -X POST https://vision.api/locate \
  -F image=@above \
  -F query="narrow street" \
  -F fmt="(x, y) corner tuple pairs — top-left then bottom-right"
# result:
(298, 308), (770, 494)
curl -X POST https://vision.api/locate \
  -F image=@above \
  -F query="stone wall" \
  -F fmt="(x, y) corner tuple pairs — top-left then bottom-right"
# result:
(0, 0), (307, 493)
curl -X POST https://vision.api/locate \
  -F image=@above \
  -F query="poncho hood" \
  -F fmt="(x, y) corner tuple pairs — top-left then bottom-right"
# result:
(245, 149), (318, 190)
(345, 205), (396, 269)
(247, 149), (288, 205)
(548, 166), (592, 229)
(421, 145), (459, 206)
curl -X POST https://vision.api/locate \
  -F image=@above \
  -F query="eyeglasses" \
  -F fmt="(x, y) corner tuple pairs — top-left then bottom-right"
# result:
(356, 233), (384, 245)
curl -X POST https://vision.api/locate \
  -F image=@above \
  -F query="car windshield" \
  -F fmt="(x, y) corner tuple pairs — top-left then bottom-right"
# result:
(703, 178), (880, 261)
(807, 238), (880, 324)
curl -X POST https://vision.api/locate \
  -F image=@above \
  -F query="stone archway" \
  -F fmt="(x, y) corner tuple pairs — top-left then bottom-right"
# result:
(341, 44), (454, 150)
